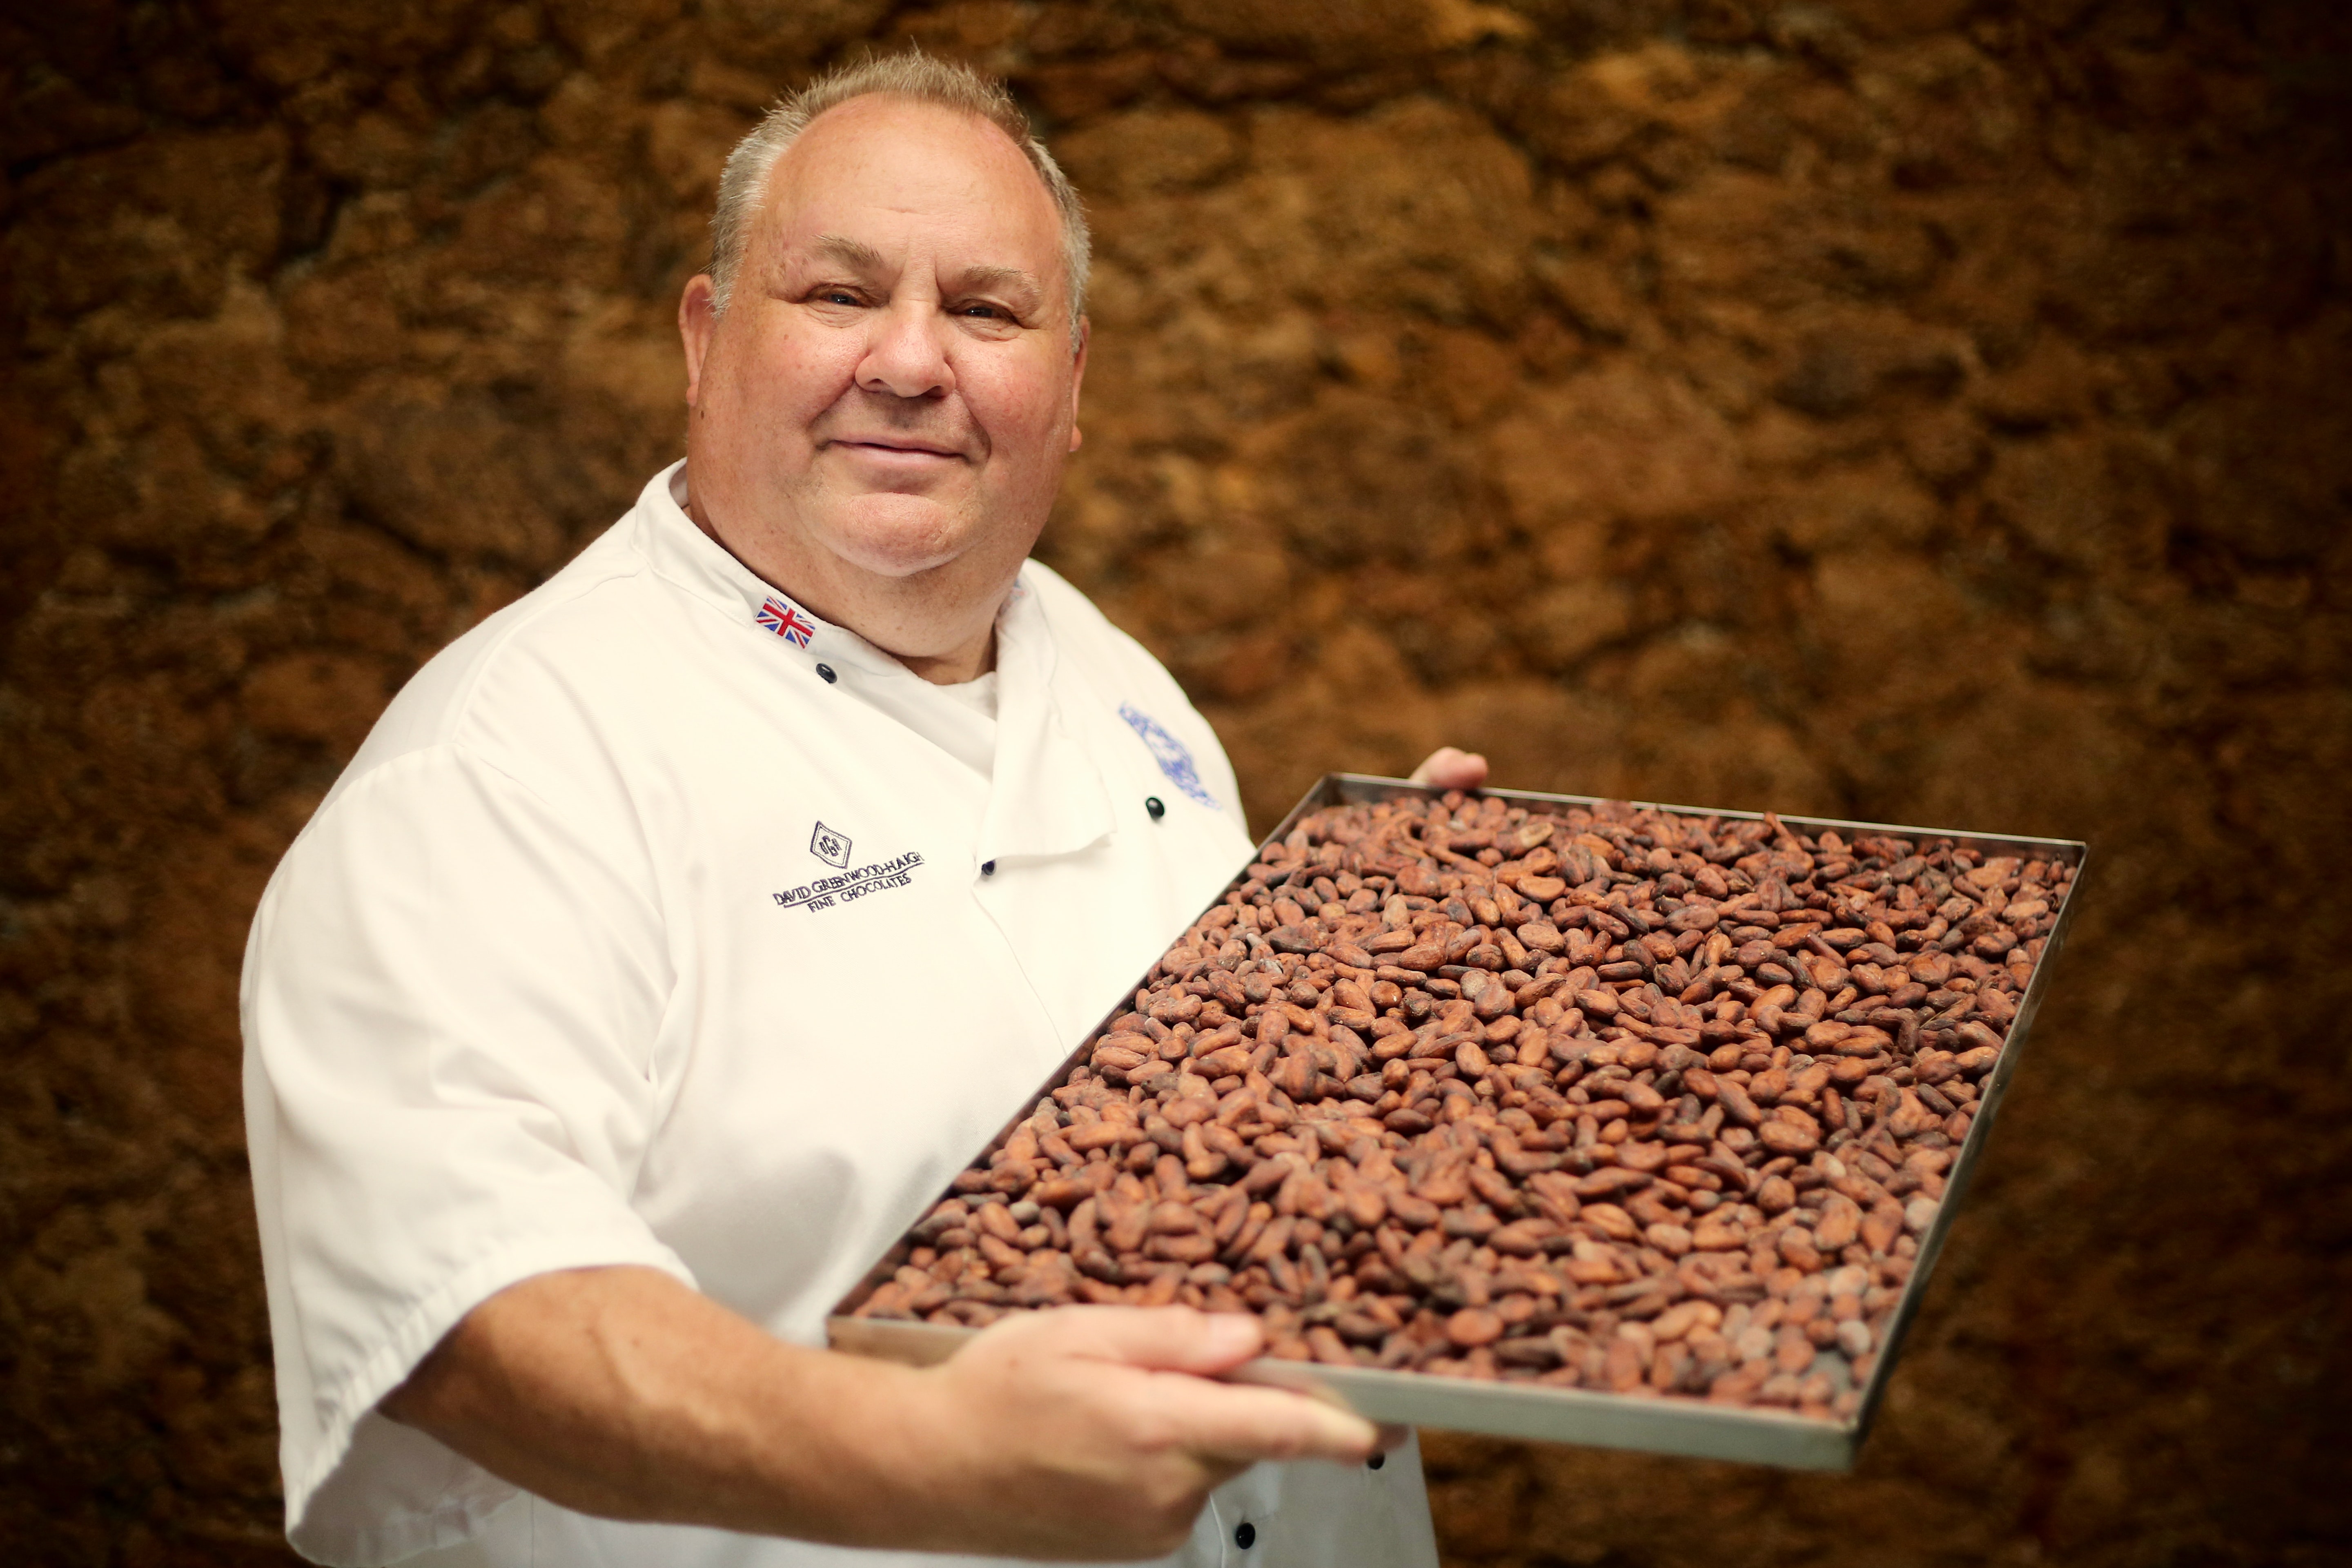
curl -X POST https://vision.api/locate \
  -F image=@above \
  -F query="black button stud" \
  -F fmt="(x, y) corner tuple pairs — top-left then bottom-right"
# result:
(1234, 1521), (1256, 1550)
(815, 663), (837, 684)
(981, 860), (996, 876)
(1368, 1452), (1385, 1470)
(1145, 795), (1165, 820)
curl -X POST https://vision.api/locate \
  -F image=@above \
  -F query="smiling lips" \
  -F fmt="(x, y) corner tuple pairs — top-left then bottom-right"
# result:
(828, 435), (971, 463)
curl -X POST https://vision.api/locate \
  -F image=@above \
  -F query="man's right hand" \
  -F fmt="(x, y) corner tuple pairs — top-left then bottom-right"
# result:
(383, 1265), (1379, 1561)
(911, 1306), (1379, 1558)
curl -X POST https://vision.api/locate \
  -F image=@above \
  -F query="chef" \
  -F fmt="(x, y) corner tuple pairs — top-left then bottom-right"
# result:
(243, 51), (1488, 1568)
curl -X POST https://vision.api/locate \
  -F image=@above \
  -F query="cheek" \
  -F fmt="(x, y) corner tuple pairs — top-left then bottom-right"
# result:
(724, 318), (857, 432)
(960, 354), (1072, 460)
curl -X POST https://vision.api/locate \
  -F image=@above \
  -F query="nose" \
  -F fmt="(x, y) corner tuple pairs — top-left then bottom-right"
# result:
(856, 297), (954, 401)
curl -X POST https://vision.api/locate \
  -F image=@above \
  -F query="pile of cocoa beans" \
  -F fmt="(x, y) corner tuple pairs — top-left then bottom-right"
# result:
(852, 792), (2074, 1422)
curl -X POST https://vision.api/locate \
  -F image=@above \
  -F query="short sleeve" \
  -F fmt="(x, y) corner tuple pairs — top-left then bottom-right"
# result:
(243, 744), (689, 1566)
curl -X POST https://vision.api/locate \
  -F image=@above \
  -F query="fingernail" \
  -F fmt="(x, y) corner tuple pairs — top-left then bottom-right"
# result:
(1207, 1314), (1261, 1356)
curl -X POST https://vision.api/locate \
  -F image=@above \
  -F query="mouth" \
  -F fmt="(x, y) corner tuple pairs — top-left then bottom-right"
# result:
(829, 437), (968, 462)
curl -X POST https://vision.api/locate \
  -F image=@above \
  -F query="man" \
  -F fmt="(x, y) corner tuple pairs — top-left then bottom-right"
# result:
(244, 52), (1487, 1568)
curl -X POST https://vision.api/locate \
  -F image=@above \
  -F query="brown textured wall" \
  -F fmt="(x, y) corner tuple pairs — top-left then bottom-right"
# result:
(3, 1), (2348, 1564)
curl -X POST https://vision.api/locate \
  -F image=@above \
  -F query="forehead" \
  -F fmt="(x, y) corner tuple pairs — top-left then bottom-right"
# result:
(756, 95), (1064, 281)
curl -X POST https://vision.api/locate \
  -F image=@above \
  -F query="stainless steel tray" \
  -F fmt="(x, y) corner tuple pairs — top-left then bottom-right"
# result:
(829, 775), (2088, 1470)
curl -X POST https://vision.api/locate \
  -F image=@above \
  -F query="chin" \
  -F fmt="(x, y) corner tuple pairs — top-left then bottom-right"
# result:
(820, 492), (975, 579)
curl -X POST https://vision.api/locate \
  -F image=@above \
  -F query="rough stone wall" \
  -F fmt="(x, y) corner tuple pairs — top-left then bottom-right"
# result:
(3, 1), (2348, 1564)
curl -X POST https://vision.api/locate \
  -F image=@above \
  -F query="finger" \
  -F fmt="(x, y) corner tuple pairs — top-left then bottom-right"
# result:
(985, 1305), (1264, 1377)
(1408, 747), (1489, 789)
(1374, 1421), (1413, 1454)
(1144, 1375), (1381, 1467)
(1435, 748), (1489, 788)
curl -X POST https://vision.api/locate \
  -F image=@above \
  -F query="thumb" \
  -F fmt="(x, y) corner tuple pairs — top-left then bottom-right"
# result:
(1046, 1306), (1265, 1376)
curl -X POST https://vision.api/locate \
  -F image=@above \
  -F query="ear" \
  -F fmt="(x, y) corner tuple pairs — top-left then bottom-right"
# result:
(1067, 316), (1090, 454)
(680, 274), (719, 408)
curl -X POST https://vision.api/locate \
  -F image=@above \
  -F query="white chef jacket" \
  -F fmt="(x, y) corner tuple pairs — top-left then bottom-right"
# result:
(242, 462), (1439, 1568)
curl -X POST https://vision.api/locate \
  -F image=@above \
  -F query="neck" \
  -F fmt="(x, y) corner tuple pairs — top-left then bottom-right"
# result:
(895, 633), (996, 686)
(686, 495), (1002, 686)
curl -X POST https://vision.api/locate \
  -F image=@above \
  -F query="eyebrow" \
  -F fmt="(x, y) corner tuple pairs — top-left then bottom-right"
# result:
(809, 233), (889, 273)
(954, 263), (1045, 304)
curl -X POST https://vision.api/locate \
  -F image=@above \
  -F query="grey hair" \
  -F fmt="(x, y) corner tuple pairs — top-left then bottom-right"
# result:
(707, 51), (1091, 342)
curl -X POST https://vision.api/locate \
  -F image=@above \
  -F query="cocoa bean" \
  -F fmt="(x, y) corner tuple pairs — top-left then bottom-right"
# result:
(1573, 1167), (1652, 1200)
(1488, 1218), (1555, 1256)
(1954, 1045), (1999, 1077)
(1616, 1140), (1671, 1174)
(1090, 1044), (1149, 1076)
(1448, 1307), (1506, 1348)
(1813, 1196), (1861, 1252)
(1416, 1158), (1474, 1206)
(1467, 1164), (1521, 1212)
(1887, 1089), (1941, 1140)
(1956, 1020), (2005, 1055)
(1692, 1216), (1747, 1251)
(1387, 1190), (1441, 1228)
(1758, 1111), (1822, 1157)
(1622, 1081), (1668, 1116)
(1032, 1178), (1091, 1210)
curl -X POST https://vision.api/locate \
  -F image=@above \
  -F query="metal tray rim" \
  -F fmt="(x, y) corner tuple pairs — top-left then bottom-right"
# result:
(829, 773), (2089, 1470)
(830, 1314), (1857, 1470)
(1304, 773), (2090, 858)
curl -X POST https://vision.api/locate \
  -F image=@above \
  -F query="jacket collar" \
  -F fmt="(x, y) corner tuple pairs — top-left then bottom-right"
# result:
(981, 578), (1116, 866)
(630, 461), (1116, 866)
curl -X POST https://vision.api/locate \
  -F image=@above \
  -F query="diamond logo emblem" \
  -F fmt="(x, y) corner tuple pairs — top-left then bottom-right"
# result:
(809, 821), (852, 869)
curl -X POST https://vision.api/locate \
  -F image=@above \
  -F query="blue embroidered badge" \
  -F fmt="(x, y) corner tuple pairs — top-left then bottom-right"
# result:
(1119, 703), (1217, 808)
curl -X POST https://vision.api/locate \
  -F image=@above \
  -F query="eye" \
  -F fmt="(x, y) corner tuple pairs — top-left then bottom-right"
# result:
(958, 302), (1007, 320)
(821, 290), (862, 307)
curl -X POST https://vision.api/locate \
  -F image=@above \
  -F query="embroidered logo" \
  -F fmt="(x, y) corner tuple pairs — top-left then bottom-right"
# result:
(809, 820), (852, 869)
(1118, 703), (1217, 808)
(773, 850), (923, 913)
(756, 595), (816, 648)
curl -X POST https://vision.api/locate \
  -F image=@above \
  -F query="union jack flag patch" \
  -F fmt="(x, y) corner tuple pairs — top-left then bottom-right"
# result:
(755, 595), (815, 648)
